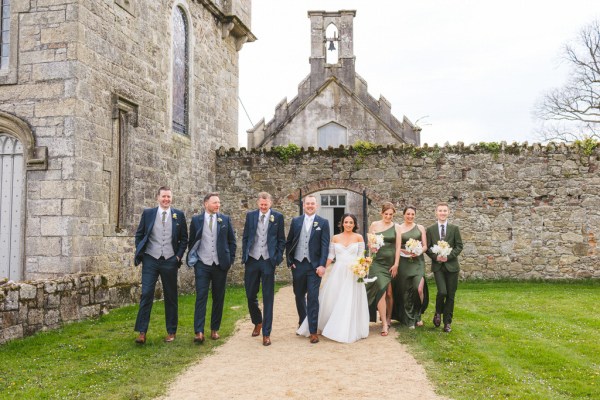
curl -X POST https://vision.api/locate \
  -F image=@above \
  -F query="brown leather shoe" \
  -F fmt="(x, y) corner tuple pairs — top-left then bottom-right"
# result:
(210, 330), (220, 340)
(252, 323), (262, 337)
(443, 324), (452, 333)
(309, 334), (319, 344)
(194, 332), (205, 343)
(164, 333), (176, 343)
(135, 332), (146, 344)
(262, 336), (271, 346)
(433, 313), (441, 328)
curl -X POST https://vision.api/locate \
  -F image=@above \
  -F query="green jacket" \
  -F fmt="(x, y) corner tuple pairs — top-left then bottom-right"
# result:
(425, 223), (463, 273)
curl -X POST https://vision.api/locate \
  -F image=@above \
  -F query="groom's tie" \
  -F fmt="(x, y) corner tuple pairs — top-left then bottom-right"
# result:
(440, 224), (445, 240)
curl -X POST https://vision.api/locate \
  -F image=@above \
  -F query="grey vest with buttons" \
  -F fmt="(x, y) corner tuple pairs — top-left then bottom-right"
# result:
(145, 209), (174, 259)
(295, 224), (311, 263)
(198, 215), (219, 265)
(249, 215), (270, 260)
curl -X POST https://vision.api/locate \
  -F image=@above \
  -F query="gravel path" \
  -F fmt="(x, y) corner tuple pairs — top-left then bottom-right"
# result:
(160, 286), (446, 400)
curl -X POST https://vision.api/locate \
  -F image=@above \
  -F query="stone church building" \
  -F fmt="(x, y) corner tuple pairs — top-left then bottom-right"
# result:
(0, 0), (254, 282)
(247, 10), (421, 233)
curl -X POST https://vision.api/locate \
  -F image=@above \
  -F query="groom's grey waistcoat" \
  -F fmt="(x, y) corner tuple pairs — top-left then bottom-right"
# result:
(295, 225), (311, 263)
(198, 216), (219, 265)
(248, 217), (270, 260)
(145, 210), (174, 259)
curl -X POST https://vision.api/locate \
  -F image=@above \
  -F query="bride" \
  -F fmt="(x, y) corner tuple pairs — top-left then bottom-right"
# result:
(297, 213), (369, 343)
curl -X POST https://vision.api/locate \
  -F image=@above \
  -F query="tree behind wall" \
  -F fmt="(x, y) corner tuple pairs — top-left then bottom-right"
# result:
(535, 19), (600, 142)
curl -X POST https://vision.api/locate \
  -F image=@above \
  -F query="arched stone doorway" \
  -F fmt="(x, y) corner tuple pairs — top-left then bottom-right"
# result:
(0, 134), (24, 280)
(0, 111), (47, 281)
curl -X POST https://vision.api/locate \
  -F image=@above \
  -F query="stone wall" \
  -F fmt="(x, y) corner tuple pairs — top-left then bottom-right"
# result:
(0, 274), (132, 344)
(216, 142), (600, 282)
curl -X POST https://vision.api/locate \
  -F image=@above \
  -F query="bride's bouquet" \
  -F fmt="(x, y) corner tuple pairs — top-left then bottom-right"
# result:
(404, 238), (423, 261)
(430, 240), (452, 258)
(351, 254), (373, 283)
(367, 233), (385, 254)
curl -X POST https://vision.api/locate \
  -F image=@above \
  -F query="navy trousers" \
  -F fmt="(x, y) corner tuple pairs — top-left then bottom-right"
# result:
(244, 256), (275, 336)
(193, 261), (228, 334)
(134, 254), (179, 334)
(291, 259), (321, 334)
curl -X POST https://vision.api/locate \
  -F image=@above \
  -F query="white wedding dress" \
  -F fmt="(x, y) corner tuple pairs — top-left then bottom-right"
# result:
(297, 242), (370, 343)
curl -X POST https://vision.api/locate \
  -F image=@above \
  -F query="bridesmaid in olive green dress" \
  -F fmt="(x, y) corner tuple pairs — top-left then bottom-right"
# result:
(392, 206), (429, 328)
(365, 202), (401, 336)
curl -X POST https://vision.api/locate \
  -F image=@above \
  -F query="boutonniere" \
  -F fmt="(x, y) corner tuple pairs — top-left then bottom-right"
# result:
(269, 215), (275, 223)
(172, 213), (177, 220)
(217, 217), (223, 223)
(313, 221), (318, 228)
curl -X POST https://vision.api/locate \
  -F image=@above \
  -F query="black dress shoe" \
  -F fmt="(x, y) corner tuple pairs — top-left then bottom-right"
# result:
(433, 313), (441, 328)
(443, 324), (452, 333)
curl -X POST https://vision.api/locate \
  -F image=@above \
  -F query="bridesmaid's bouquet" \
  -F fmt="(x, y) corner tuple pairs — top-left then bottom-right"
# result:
(367, 233), (385, 253)
(351, 255), (373, 283)
(431, 240), (452, 258)
(404, 238), (423, 261)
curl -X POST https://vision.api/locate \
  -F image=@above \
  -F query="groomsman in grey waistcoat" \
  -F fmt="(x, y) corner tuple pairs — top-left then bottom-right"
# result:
(133, 186), (188, 344)
(242, 192), (286, 346)
(285, 194), (330, 344)
(187, 193), (237, 343)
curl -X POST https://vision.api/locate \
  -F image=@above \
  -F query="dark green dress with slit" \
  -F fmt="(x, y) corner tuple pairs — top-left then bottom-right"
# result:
(391, 225), (429, 326)
(366, 225), (396, 322)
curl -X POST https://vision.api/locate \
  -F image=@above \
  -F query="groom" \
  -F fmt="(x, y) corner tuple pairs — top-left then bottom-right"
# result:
(425, 202), (463, 333)
(241, 192), (286, 346)
(286, 194), (330, 344)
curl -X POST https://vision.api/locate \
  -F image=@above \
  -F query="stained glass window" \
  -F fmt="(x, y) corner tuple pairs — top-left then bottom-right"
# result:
(172, 6), (188, 134)
(0, 0), (10, 70)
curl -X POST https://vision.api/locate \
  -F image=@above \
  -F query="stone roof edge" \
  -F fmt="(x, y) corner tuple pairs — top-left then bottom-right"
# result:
(252, 73), (421, 147)
(217, 141), (600, 158)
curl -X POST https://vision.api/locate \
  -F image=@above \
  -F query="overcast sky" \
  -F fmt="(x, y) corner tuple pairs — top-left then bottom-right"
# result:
(237, 1), (599, 147)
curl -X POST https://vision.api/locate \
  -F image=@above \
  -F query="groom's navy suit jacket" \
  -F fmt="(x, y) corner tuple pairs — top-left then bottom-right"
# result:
(285, 214), (330, 269)
(242, 209), (286, 267)
(186, 212), (237, 271)
(134, 207), (188, 267)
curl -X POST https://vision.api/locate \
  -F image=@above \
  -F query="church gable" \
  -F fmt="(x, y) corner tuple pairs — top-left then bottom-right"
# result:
(247, 10), (420, 149)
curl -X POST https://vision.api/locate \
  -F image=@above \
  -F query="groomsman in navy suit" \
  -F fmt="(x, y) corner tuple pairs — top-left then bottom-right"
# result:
(286, 194), (330, 344)
(242, 192), (286, 346)
(134, 186), (188, 344)
(187, 193), (237, 343)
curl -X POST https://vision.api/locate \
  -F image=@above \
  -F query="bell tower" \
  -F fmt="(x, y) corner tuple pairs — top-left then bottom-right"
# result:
(307, 10), (356, 92)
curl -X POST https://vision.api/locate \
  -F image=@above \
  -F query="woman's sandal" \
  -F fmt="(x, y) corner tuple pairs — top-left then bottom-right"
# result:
(416, 321), (424, 327)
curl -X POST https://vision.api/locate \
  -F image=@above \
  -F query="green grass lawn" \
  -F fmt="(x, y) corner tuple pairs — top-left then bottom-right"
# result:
(397, 280), (600, 400)
(0, 286), (249, 400)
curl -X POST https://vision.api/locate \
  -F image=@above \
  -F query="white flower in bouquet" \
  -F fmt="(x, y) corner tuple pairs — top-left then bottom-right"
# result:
(431, 240), (452, 258)
(350, 255), (373, 283)
(367, 233), (385, 253)
(405, 238), (423, 257)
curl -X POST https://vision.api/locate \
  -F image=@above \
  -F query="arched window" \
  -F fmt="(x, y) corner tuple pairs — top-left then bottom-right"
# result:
(325, 23), (339, 65)
(0, 0), (10, 70)
(172, 6), (189, 134)
(318, 121), (347, 148)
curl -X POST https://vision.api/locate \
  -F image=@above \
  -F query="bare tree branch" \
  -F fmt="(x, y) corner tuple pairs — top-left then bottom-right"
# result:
(535, 20), (600, 142)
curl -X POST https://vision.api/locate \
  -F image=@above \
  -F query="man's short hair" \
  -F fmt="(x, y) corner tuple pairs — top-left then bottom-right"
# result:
(257, 192), (272, 201)
(157, 186), (171, 196)
(436, 202), (449, 209)
(203, 192), (219, 203)
(303, 194), (317, 203)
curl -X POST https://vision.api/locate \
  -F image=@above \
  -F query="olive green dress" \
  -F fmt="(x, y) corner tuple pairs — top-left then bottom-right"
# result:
(366, 225), (396, 322)
(391, 225), (429, 327)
